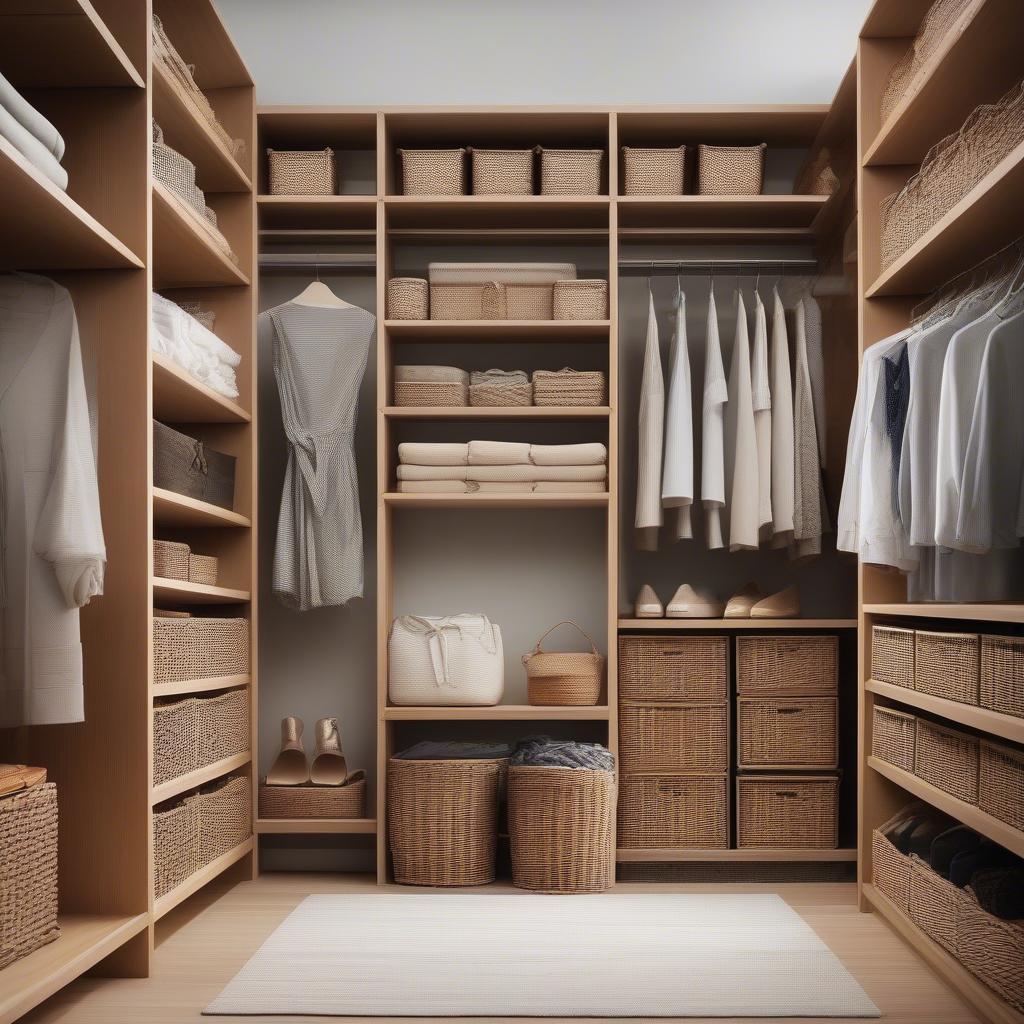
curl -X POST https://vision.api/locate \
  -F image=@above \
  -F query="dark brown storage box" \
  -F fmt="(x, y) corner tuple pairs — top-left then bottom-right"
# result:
(153, 419), (236, 510)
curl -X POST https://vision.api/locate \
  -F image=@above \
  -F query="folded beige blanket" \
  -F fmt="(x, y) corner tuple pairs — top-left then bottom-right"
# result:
(530, 442), (607, 466)
(467, 440), (532, 465)
(396, 480), (469, 493)
(397, 480), (606, 494)
(398, 463), (607, 482)
(397, 442), (468, 466)
(534, 481), (606, 492)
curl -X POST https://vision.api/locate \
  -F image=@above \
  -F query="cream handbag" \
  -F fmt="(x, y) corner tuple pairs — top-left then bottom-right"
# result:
(388, 614), (504, 706)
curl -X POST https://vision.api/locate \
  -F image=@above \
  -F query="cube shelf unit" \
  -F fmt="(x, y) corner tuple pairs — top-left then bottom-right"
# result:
(857, 3), (1024, 1024)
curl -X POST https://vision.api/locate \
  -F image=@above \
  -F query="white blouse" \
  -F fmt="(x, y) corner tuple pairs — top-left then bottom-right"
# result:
(661, 290), (694, 540)
(724, 291), (759, 551)
(750, 291), (772, 536)
(700, 288), (728, 549)
(769, 287), (794, 542)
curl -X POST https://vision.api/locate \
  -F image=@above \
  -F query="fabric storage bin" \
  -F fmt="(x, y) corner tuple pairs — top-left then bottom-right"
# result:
(914, 718), (979, 804)
(872, 625), (915, 688)
(621, 146), (686, 195)
(388, 757), (505, 886)
(469, 148), (533, 194)
(153, 420), (236, 510)
(980, 635), (1024, 719)
(522, 620), (604, 706)
(872, 705), (916, 773)
(188, 552), (218, 586)
(152, 615), (249, 684)
(153, 795), (199, 899)
(872, 827), (912, 912)
(427, 262), (576, 321)
(538, 148), (603, 195)
(266, 148), (335, 195)
(618, 636), (729, 701)
(697, 143), (766, 195)
(736, 774), (839, 848)
(153, 538), (189, 580)
(619, 702), (729, 773)
(552, 279), (608, 320)
(259, 775), (366, 820)
(0, 781), (59, 969)
(737, 697), (838, 769)
(736, 635), (838, 695)
(398, 148), (466, 195)
(957, 886), (1024, 1013)
(507, 764), (616, 893)
(386, 278), (429, 319)
(617, 774), (728, 849)
(194, 775), (252, 866)
(908, 855), (961, 953)
(978, 740), (1024, 831)
(532, 367), (606, 406)
(915, 630), (979, 704)
(393, 381), (468, 407)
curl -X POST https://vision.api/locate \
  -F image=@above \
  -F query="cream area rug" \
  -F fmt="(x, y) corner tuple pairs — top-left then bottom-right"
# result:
(205, 893), (880, 1017)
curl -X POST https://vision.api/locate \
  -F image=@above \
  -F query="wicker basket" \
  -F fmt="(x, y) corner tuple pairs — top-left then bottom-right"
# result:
(915, 630), (979, 704)
(153, 615), (249, 684)
(259, 775), (366, 820)
(152, 122), (206, 221)
(153, 796), (199, 899)
(736, 635), (838, 695)
(909, 854), (961, 953)
(388, 757), (504, 886)
(872, 827), (911, 911)
(914, 718), (979, 804)
(398, 149), (466, 195)
(980, 635), (1024, 719)
(188, 553), (218, 586)
(978, 740), (1024, 831)
(153, 538), (189, 581)
(470, 148), (533, 195)
(507, 764), (616, 893)
(469, 380), (533, 406)
(957, 884), (1024, 1013)
(523, 620), (604, 706)
(153, 420), (236, 510)
(394, 365), (469, 384)
(267, 148), (335, 195)
(386, 278), (429, 319)
(872, 625), (915, 688)
(697, 143), (766, 195)
(0, 782), (59, 969)
(552, 279), (608, 320)
(617, 774), (728, 849)
(736, 774), (838, 848)
(429, 281), (558, 320)
(737, 697), (838, 769)
(538, 148), (603, 195)
(532, 367), (606, 406)
(619, 702), (729, 773)
(872, 705), (916, 773)
(195, 775), (252, 865)
(618, 636), (729, 701)
(393, 381), (468, 407)
(622, 146), (686, 195)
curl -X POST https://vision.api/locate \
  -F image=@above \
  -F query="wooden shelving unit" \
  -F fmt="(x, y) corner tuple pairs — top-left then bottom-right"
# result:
(153, 838), (255, 922)
(256, 818), (378, 835)
(865, 602), (1024, 623)
(618, 618), (858, 631)
(383, 405), (611, 421)
(152, 752), (253, 806)
(153, 488), (253, 529)
(617, 848), (858, 863)
(152, 578), (251, 605)
(152, 353), (251, 424)
(152, 673), (251, 699)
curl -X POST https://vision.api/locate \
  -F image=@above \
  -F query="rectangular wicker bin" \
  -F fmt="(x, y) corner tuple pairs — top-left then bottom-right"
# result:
(978, 740), (1024, 831)
(872, 705), (916, 773)
(153, 615), (249, 684)
(538, 148), (603, 195)
(915, 630), (979, 704)
(697, 143), (766, 195)
(736, 774), (838, 849)
(398, 148), (466, 195)
(914, 718), (979, 805)
(736, 635), (838, 695)
(469, 148), (533, 195)
(617, 774), (728, 849)
(619, 701), (729, 773)
(259, 776), (366, 820)
(621, 146), (686, 195)
(618, 636), (729, 701)
(737, 697), (838, 769)
(872, 828), (911, 912)
(872, 624), (915, 689)
(981, 635), (1024, 719)
(153, 420), (236, 511)
(266, 148), (335, 195)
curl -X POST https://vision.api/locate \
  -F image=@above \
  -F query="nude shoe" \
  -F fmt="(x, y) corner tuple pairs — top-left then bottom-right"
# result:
(750, 584), (801, 619)
(266, 717), (308, 786)
(724, 582), (762, 618)
(310, 717), (348, 786)
(666, 584), (724, 618)
(633, 584), (664, 618)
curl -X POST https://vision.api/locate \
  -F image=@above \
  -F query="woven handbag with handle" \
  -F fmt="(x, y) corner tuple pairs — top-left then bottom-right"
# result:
(523, 620), (604, 706)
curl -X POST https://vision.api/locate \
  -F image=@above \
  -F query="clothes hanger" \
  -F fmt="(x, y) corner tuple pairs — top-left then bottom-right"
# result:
(292, 262), (352, 309)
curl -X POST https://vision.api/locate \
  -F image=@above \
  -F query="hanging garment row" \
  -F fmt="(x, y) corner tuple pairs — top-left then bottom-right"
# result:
(635, 276), (827, 556)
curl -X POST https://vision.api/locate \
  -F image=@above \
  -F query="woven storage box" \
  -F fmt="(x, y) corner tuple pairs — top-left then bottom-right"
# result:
(188, 552), (218, 586)
(872, 828), (912, 911)
(469, 381), (532, 406)
(266, 148), (334, 195)
(622, 146), (686, 195)
(872, 705), (916, 773)
(872, 625), (915, 688)
(697, 143), (766, 195)
(259, 776), (366, 820)
(153, 538), (189, 581)
(153, 420), (236, 510)
(981, 635), (1024, 719)
(393, 381), (468, 407)
(152, 122), (205, 221)
(914, 718), (979, 804)
(619, 702), (729, 773)
(618, 636), (729, 701)
(737, 697), (838, 769)
(398, 148), (466, 195)
(470, 148), (533, 195)
(978, 740), (1024, 831)
(388, 757), (504, 886)
(736, 774), (838, 848)
(194, 775), (251, 865)
(394, 365), (469, 384)
(427, 262), (575, 321)
(915, 630), (979, 704)
(153, 615), (249, 684)
(617, 774), (728, 849)
(957, 886), (1024, 1013)
(538, 148), (603, 195)
(0, 782), (59, 969)
(523, 621), (604, 707)
(736, 635), (838, 695)
(909, 855), (961, 953)
(552, 279), (608, 320)
(152, 796), (199, 899)
(386, 278), (429, 319)
(532, 367), (606, 406)
(508, 765), (616, 893)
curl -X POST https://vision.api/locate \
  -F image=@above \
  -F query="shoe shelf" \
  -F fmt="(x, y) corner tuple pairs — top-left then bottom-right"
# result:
(618, 618), (858, 631)
(864, 603), (1024, 624)
(616, 848), (858, 863)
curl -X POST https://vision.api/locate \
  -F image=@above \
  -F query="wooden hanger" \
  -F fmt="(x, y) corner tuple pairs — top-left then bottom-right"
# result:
(291, 264), (351, 309)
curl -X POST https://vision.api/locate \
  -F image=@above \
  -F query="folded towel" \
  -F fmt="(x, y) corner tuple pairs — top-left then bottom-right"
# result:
(475, 481), (534, 492)
(534, 481), (606, 492)
(397, 464), (607, 482)
(467, 440), (531, 465)
(0, 69), (64, 160)
(971, 866), (1024, 919)
(530, 442), (607, 466)
(397, 442), (468, 466)
(396, 480), (469, 493)
(0, 102), (68, 190)
(930, 826), (983, 878)
(397, 480), (606, 495)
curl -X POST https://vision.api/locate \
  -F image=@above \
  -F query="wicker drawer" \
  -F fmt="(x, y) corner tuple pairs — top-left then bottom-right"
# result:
(153, 615), (249, 684)
(736, 635), (838, 695)
(872, 828), (911, 912)
(618, 636), (728, 701)
(914, 630), (979, 704)
(736, 775), (838, 849)
(872, 705), (916, 773)
(979, 740), (1024, 831)
(737, 697), (838, 769)
(981, 635), (1024, 719)
(914, 719), (979, 805)
(871, 625), (915, 689)
(153, 688), (250, 787)
(957, 883), (1024, 1013)
(259, 775), (366, 820)
(909, 855), (961, 954)
(619, 702), (729, 773)
(617, 774), (728, 849)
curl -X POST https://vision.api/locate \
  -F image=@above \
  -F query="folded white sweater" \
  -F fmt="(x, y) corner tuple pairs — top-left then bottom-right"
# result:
(0, 101), (67, 190)
(0, 69), (64, 159)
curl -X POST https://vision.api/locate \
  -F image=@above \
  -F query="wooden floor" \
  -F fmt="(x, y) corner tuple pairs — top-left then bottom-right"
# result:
(22, 874), (979, 1024)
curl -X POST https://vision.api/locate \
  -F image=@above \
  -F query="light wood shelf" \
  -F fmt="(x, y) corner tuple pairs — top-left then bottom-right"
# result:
(256, 818), (378, 835)
(153, 488), (252, 529)
(257, 194), (378, 231)
(616, 848), (858, 863)
(153, 674), (251, 699)
(152, 751), (252, 806)
(383, 405), (611, 421)
(152, 354), (251, 424)
(384, 195), (609, 231)
(864, 603), (1024, 623)
(153, 838), (255, 922)
(384, 705), (611, 721)
(382, 492), (610, 509)
(616, 194), (831, 232)
(860, 0), (936, 37)
(618, 618), (858, 630)
(383, 319), (611, 339)
(152, 577), (251, 606)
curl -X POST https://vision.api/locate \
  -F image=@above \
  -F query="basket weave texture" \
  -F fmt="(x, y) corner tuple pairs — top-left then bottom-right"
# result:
(393, 381), (468, 407)
(978, 740), (1024, 831)
(697, 143), (766, 195)
(622, 146), (686, 195)
(469, 380), (533, 406)
(871, 625), (915, 688)
(386, 278), (429, 319)
(909, 855), (960, 952)
(914, 718), (979, 804)
(470, 149), (533, 195)
(871, 705), (916, 773)
(618, 636), (729, 701)
(619, 701), (729, 773)
(736, 775), (838, 848)
(153, 688), (250, 786)
(153, 615), (249, 683)
(872, 828), (911, 911)
(618, 774), (727, 849)
(915, 630), (979, 703)
(552, 279), (608, 320)
(736, 635), (838, 695)
(980, 635), (1024, 719)
(523, 620), (604, 706)
(508, 765), (615, 893)
(538, 149), (603, 195)
(532, 367), (606, 406)
(259, 777), (366, 820)
(267, 148), (334, 195)
(188, 553), (218, 586)
(399, 149), (466, 195)
(153, 539), (189, 580)
(153, 420), (236, 510)
(737, 697), (838, 769)
(196, 775), (252, 865)
(429, 281), (556, 320)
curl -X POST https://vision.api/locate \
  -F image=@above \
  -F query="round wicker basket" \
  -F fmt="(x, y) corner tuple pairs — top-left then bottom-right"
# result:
(523, 620), (603, 706)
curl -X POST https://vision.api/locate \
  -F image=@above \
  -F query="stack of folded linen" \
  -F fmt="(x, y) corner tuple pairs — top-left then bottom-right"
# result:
(0, 69), (67, 190)
(150, 292), (242, 399)
(396, 440), (607, 494)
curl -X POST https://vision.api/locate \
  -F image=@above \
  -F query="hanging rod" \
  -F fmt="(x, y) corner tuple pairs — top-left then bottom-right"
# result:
(618, 257), (818, 273)
(258, 252), (376, 270)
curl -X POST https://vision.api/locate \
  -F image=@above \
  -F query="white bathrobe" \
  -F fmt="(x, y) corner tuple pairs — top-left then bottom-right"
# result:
(0, 274), (105, 726)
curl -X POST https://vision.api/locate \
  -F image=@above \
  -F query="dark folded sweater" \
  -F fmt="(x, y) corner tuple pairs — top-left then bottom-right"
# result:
(971, 866), (1024, 920)
(930, 825), (983, 878)
(949, 842), (1019, 888)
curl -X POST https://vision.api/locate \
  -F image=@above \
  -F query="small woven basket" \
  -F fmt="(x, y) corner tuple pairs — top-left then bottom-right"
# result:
(469, 380), (533, 407)
(981, 635), (1024, 719)
(915, 630), (979, 704)
(978, 740), (1024, 831)
(508, 764), (616, 893)
(872, 705), (916, 773)
(872, 625), (915, 688)
(622, 146), (686, 195)
(697, 143), (766, 195)
(398, 148), (466, 195)
(617, 774), (728, 849)
(914, 718), (979, 804)
(872, 827), (911, 911)
(552, 279), (608, 320)
(737, 697), (838, 769)
(386, 278), (429, 320)
(736, 774), (838, 848)
(470, 148), (533, 195)
(153, 615), (249, 684)
(538, 148), (603, 195)
(618, 636), (729, 701)
(619, 701), (729, 773)
(393, 381), (468, 407)
(736, 635), (838, 695)
(260, 775), (366, 820)
(532, 367), (606, 406)
(523, 620), (604, 706)
(188, 552), (218, 586)
(153, 538), (190, 581)
(267, 148), (335, 195)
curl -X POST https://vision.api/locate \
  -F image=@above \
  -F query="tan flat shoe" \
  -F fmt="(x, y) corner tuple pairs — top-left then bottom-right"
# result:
(633, 584), (664, 618)
(724, 582), (762, 618)
(750, 584), (801, 618)
(310, 717), (348, 786)
(666, 584), (724, 618)
(266, 717), (308, 786)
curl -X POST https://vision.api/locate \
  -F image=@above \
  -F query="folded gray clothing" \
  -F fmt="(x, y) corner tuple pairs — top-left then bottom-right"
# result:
(0, 68), (64, 159)
(511, 736), (614, 770)
(393, 740), (512, 761)
(0, 100), (68, 190)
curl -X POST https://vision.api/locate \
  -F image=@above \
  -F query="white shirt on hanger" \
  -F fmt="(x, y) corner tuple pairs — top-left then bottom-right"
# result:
(635, 290), (664, 549)
(701, 286), (728, 549)
(724, 291), (760, 551)
(750, 291), (772, 536)
(769, 286), (794, 543)
(661, 288), (694, 540)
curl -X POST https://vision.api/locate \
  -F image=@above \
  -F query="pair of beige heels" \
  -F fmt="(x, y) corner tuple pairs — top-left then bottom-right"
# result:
(634, 583), (800, 619)
(267, 716), (350, 786)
